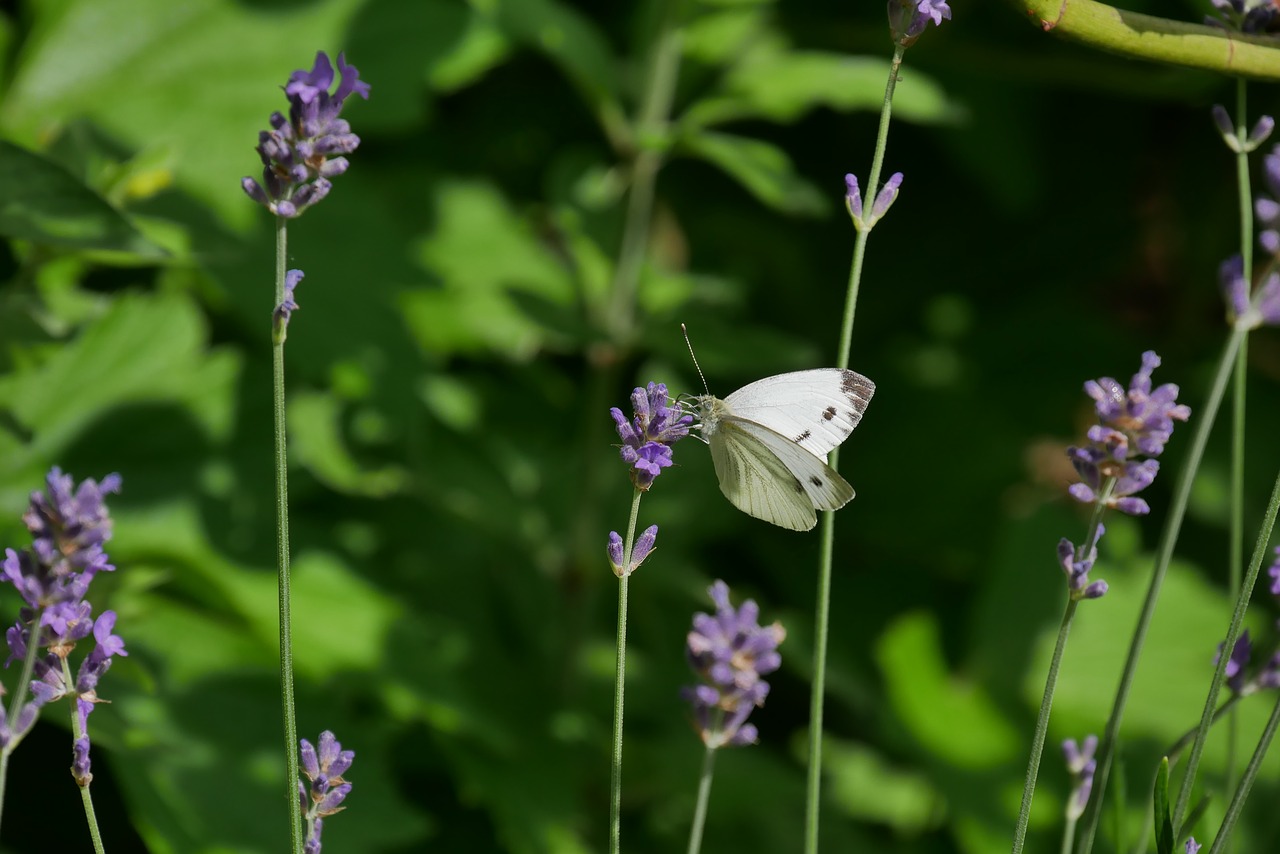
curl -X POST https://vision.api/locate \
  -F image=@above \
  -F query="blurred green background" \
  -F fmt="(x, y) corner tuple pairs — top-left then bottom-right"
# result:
(3, 0), (1280, 851)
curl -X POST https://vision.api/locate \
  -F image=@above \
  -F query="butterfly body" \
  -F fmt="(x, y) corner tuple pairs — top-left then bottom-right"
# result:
(693, 368), (875, 531)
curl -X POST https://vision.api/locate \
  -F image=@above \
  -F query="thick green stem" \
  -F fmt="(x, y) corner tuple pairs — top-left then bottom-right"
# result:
(272, 217), (303, 854)
(1006, 0), (1280, 80)
(805, 43), (905, 854)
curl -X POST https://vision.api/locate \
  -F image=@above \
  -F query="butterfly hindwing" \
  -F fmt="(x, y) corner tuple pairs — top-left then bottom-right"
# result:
(709, 418), (854, 531)
(722, 368), (875, 459)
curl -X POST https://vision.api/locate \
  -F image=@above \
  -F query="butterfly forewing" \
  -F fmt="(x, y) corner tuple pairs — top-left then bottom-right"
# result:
(722, 368), (875, 459)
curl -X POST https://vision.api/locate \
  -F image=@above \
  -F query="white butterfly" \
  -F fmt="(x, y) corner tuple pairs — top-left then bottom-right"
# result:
(692, 369), (875, 531)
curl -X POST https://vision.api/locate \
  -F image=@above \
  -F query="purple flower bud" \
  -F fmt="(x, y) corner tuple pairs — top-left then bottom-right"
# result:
(1058, 525), (1108, 601)
(1214, 629), (1253, 694)
(1062, 735), (1098, 820)
(1212, 104), (1238, 149)
(1186, 838), (1202, 854)
(606, 532), (625, 576)
(1249, 115), (1275, 148)
(845, 174), (863, 222)
(1269, 546), (1280, 596)
(1221, 255), (1252, 323)
(870, 172), (903, 220)
(628, 525), (658, 574)
(299, 731), (355, 849)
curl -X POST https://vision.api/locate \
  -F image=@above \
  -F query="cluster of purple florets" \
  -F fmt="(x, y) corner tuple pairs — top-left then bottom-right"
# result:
(609, 382), (692, 491)
(1, 468), (127, 785)
(682, 581), (784, 748)
(299, 731), (356, 854)
(242, 51), (370, 219)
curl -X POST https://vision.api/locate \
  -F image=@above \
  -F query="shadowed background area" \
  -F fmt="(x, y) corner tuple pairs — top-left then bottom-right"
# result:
(1, 0), (1280, 852)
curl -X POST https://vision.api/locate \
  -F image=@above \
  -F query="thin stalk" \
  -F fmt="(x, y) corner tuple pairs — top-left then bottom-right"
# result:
(65, 659), (106, 854)
(804, 43), (904, 854)
(609, 488), (643, 854)
(1062, 815), (1078, 854)
(272, 216), (303, 854)
(0, 608), (45, 832)
(1172, 461), (1280, 830)
(1206, 693), (1280, 854)
(1224, 79), (1253, 827)
(1077, 327), (1248, 853)
(685, 744), (719, 854)
(605, 1), (683, 342)
(1011, 592), (1086, 854)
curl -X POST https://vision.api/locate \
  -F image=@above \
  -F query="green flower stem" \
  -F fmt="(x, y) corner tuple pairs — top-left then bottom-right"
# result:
(805, 42), (904, 854)
(63, 658), (106, 854)
(1062, 814), (1078, 854)
(1225, 78), (1253, 835)
(604, 2), (683, 343)
(806, 40), (903, 852)
(609, 487), (643, 854)
(1206, 693), (1280, 854)
(272, 216), (303, 854)
(1011, 490), (1111, 854)
(1171, 462), (1280, 830)
(1005, 0), (1280, 80)
(0, 604), (46, 834)
(685, 743), (719, 854)
(1014, 597), (1080, 854)
(1077, 326), (1247, 854)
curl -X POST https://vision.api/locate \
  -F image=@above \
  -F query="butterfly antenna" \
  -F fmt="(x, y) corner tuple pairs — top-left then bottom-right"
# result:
(681, 323), (710, 395)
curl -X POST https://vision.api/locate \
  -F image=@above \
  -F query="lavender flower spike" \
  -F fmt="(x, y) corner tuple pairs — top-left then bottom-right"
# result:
(1185, 839), (1202, 854)
(1220, 253), (1280, 330)
(1258, 144), (1280, 255)
(888, 0), (952, 47)
(242, 51), (370, 219)
(682, 580), (784, 748)
(1067, 352), (1189, 517)
(1057, 524), (1108, 601)
(300, 731), (355, 853)
(609, 381), (692, 491)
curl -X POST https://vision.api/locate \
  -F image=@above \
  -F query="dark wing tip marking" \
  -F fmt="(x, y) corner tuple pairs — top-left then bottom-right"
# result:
(822, 406), (837, 421)
(794, 429), (812, 443)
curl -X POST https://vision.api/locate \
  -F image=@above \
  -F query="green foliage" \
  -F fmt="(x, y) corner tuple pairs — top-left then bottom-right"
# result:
(1155, 757), (1174, 854)
(1, 0), (1278, 853)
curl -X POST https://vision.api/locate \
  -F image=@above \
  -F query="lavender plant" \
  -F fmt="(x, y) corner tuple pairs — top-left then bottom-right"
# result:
(681, 581), (784, 854)
(1012, 353), (1191, 854)
(806, 3), (947, 850)
(242, 50), (369, 854)
(298, 731), (355, 854)
(606, 381), (690, 853)
(0, 468), (125, 853)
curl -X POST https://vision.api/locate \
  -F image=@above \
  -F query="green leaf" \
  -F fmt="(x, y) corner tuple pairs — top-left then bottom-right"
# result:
(1155, 757), (1174, 854)
(822, 737), (945, 834)
(0, 141), (160, 254)
(680, 131), (825, 215)
(682, 42), (962, 129)
(484, 0), (620, 111)
(287, 390), (409, 497)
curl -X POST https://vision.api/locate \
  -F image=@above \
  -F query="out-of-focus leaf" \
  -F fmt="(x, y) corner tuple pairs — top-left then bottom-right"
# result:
(288, 390), (408, 497)
(430, 10), (513, 92)
(0, 291), (240, 483)
(682, 42), (962, 129)
(823, 737), (946, 833)
(682, 7), (768, 64)
(876, 611), (1021, 768)
(0, 0), (364, 227)
(404, 180), (574, 357)
(484, 0), (620, 111)
(0, 141), (160, 255)
(680, 131), (826, 215)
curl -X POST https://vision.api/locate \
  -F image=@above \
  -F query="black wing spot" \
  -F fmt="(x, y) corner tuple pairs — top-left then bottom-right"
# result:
(822, 406), (837, 421)
(809, 476), (824, 487)
(794, 429), (812, 443)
